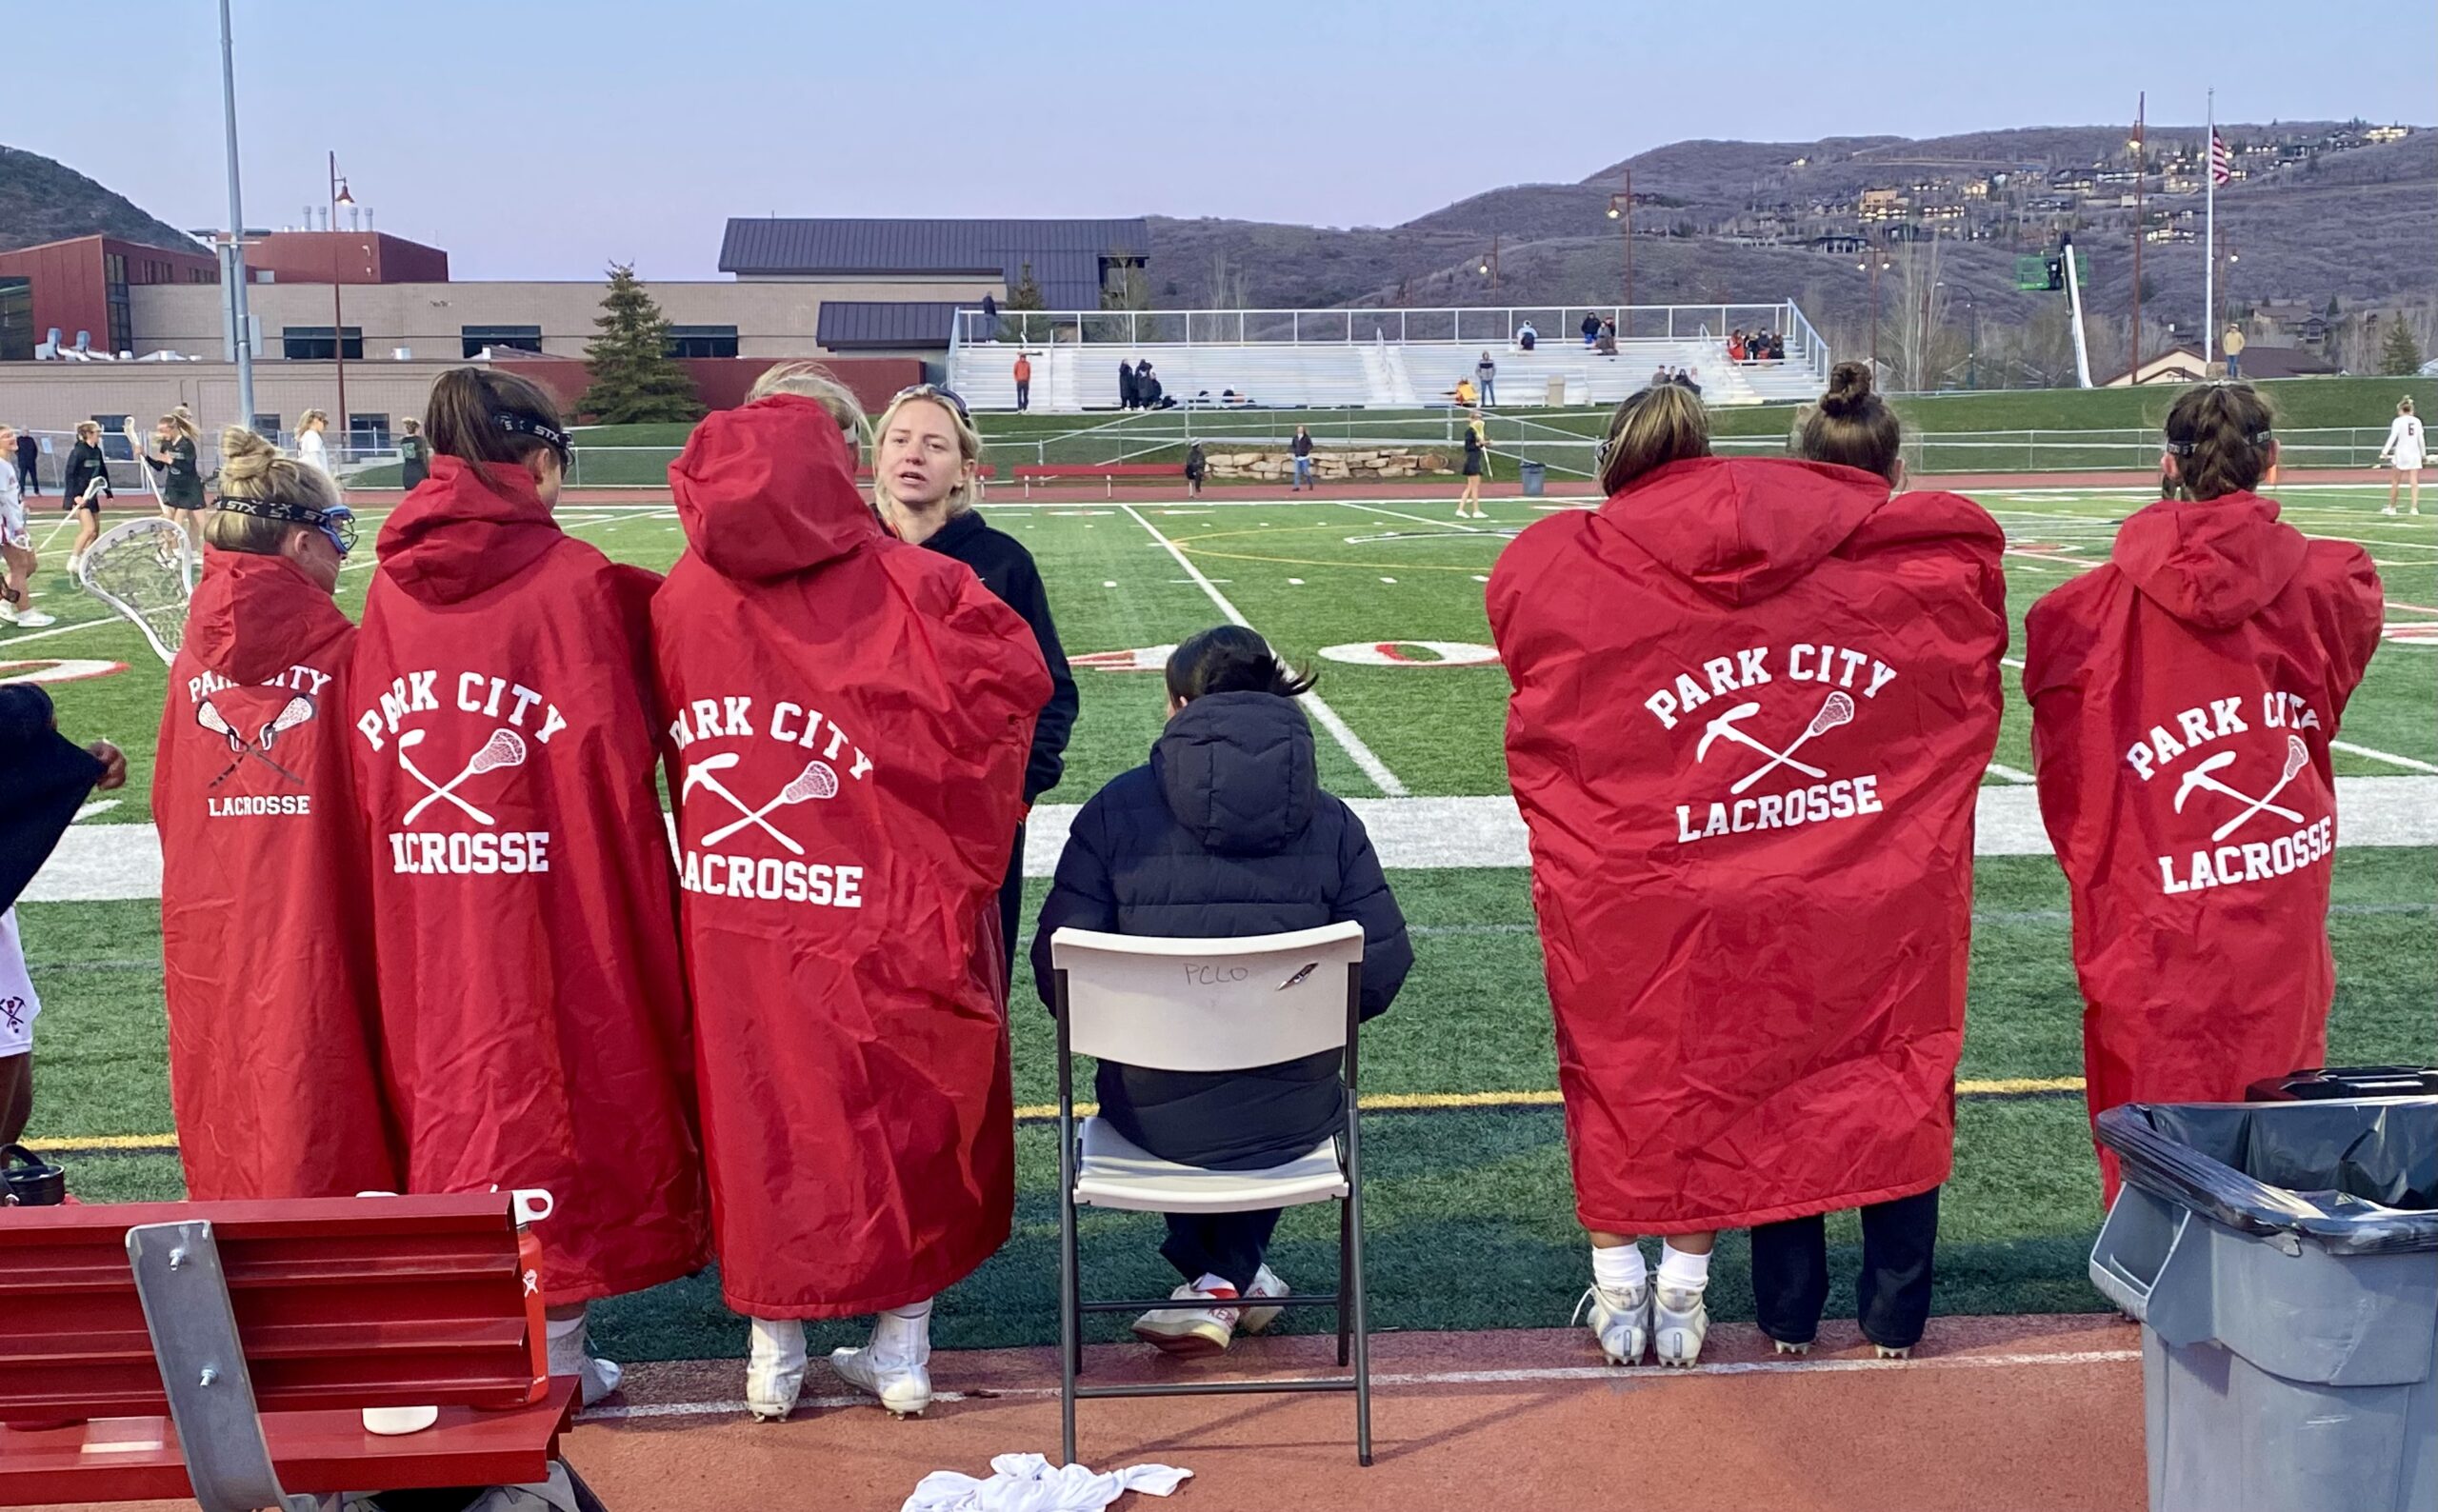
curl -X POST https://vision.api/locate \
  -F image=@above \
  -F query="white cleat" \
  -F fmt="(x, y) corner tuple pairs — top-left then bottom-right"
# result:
(830, 1341), (932, 1418)
(1652, 1285), (1709, 1368)
(545, 1318), (624, 1408)
(1237, 1265), (1290, 1337)
(745, 1317), (807, 1422)
(1874, 1343), (1913, 1361)
(1772, 1337), (1813, 1356)
(1132, 1281), (1243, 1358)
(1574, 1283), (1651, 1366)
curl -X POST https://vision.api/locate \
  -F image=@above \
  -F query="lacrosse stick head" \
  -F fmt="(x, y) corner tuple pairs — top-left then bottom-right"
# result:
(194, 700), (242, 751)
(2281, 733), (2308, 777)
(76, 517), (193, 666)
(784, 762), (840, 802)
(1811, 691), (1856, 733)
(258, 696), (314, 748)
(468, 728), (529, 774)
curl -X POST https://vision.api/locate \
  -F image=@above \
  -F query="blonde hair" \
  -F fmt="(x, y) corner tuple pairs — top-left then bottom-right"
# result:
(2402, 397), (2417, 416)
(872, 389), (985, 524)
(208, 427), (339, 554)
(298, 408), (330, 430)
(160, 410), (200, 444)
(75, 421), (101, 441)
(1597, 383), (1710, 493)
(748, 362), (870, 459)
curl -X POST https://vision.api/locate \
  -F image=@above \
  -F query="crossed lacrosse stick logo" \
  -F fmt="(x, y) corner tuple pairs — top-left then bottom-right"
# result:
(0, 997), (23, 1033)
(196, 694), (312, 788)
(2173, 734), (2309, 842)
(1695, 691), (1855, 793)
(681, 754), (839, 853)
(399, 727), (529, 827)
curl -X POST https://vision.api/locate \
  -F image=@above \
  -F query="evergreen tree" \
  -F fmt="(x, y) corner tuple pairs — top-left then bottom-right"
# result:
(1000, 261), (1048, 344)
(576, 263), (703, 425)
(2381, 319), (2425, 376)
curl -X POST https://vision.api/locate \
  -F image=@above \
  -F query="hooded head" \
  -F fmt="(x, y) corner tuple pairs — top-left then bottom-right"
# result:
(669, 394), (884, 581)
(2111, 494), (2307, 631)
(1152, 691), (1318, 857)
(1602, 455), (1888, 607)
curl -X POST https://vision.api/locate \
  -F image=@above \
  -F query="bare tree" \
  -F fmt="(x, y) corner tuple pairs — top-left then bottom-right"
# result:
(1207, 250), (1251, 310)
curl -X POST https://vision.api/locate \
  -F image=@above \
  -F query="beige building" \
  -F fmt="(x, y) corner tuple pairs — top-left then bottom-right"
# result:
(0, 358), (491, 453)
(128, 277), (999, 363)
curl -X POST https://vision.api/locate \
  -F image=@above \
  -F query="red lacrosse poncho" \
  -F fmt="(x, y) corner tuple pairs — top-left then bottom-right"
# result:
(156, 553), (397, 1201)
(1489, 457), (2008, 1234)
(350, 456), (708, 1303)
(655, 396), (1047, 1319)
(2024, 492), (2383, 1202)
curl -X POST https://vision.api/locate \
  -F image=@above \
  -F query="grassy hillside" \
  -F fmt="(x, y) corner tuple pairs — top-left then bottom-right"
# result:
(0, 144), (199, 255)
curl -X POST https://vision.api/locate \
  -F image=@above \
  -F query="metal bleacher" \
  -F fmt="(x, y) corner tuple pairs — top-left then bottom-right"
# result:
(948, 304), (1830, 413)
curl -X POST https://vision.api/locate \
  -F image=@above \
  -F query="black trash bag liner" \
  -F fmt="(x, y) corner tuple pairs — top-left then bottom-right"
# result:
(2095, 1098), (2438, 1257)
(2248, 1064), (2438, 1102)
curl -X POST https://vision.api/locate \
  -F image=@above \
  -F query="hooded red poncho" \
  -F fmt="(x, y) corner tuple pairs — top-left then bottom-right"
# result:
(1489, 457), (2008, 1234)
(2024, 492), (2383, 1202)
(156, 553), (397, 1201)
(653, 396), (1047, 1318)
(350, 455), (708, 1303)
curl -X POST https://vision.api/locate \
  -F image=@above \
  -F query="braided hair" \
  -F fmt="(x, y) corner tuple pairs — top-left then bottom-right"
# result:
(2162, 382), (2275, 502)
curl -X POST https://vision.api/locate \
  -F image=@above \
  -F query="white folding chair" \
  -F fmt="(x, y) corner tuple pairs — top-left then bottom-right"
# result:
(1048, 921), (1372, 1466)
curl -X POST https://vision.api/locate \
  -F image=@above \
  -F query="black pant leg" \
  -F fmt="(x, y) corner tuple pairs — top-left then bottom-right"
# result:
(1748, 1212), (1830, 1344)
(1856, 1186), (1941, 1349)
(1160, 1209), (1282, 1294)
(996, 821), (1026, 993)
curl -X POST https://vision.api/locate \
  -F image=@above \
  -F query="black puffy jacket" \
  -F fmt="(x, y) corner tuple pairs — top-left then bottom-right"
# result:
(1032, 691), (1411, 1169)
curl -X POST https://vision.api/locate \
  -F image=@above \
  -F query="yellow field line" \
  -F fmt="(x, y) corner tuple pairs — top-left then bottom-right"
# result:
(23, 1078), (2087, 1154)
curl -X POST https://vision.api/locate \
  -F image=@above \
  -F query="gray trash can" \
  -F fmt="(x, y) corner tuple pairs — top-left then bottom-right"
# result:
(2091, 1099), (2438, 1512)
(1519, 460), (1546, 497)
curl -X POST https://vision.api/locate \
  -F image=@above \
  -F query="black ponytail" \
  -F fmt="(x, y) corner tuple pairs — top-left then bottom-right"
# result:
(1165, 625), (1317, 704)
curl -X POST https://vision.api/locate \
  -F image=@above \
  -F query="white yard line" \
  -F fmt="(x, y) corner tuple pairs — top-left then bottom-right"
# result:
(2330, 740), (2438, 775)
(0, 615), (124, 647)
(38, 776), (2437, 901)
(1120, 504), (1409, 797)
(1985, 762), (2037, 784)
(1337, 500), (1500, 536)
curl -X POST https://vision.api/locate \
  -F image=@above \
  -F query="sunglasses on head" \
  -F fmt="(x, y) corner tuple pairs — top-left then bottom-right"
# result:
(892, 384), (969, 422)
(215, 496), (358, 557)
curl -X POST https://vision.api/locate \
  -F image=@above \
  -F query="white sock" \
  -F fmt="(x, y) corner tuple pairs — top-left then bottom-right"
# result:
(872, 1299), (932, 1354)
(1657, 1243), (1711, 1295)
(1591, 1242), (1647, 1297)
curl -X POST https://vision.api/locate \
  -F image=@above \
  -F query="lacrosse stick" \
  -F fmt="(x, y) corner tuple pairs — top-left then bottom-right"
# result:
(2212, 735), (2311, 842)
(76, 517), (194, 666)
(197, 699), (302, 786)
(257, 696), (315, 752)
(1730, 691), (1856, 795)
(683, 752), (804, 855)
(400, 727), (528, 826)
(700, 760), (839, 847)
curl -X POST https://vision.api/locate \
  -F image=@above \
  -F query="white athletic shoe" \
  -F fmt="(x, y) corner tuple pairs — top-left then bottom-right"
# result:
(1771, 1336), (1814, 1356)
(1874, 1343), (1913, 1361)
(1132, 1278), (1243, 1358)
(2386, 506), (2401, 516)
(1237, 1265), (1290, 1336)
(745, 1316), (807, 1422)
(544, 1318), (624, 1407)
(1576, 1283), (1651, 1365)
(1652, 1284), (1709, 1368)
(830, 1313), (932, 1417)
(10, 609), (52, 627)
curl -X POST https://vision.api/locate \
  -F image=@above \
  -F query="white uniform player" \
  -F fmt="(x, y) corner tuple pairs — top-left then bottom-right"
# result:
(2377, 399), (2424, 516)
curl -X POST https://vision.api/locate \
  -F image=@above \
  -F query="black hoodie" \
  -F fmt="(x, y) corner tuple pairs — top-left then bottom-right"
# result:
(1032, 691), (1411, 1169)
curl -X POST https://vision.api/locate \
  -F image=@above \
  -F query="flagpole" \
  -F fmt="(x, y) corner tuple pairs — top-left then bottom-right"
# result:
(2205, 89), (2216, 366)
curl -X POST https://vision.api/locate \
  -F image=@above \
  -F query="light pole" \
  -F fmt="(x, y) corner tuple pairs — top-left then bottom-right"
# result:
(216, 0), (254, 430)
(1858, 238), (1892, 374)
(1476, 232), (1500, 291)
(329, 153), (355, 463)
(1606, 168), (1634, 318)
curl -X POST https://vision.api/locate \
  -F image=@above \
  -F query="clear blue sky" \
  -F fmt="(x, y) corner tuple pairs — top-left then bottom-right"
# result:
(21, 0), (2432, 281)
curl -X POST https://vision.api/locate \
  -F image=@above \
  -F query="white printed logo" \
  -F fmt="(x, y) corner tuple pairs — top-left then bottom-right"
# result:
(681, 752), (837, 853)
(2170, 735), (2308, 843)
(400, 726), (529, 827)
(1695, 691), (1854, 794)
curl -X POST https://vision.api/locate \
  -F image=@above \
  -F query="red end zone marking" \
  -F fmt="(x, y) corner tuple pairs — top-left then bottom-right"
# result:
(0, 659), (130, 686)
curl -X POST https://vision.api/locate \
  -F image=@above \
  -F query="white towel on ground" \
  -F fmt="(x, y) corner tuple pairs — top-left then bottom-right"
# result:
(901, 1453), (1192, 1512)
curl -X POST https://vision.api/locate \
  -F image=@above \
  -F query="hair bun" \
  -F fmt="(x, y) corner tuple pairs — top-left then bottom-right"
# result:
(217, 426), (276, 485)
(1818, 362), (1874, 420)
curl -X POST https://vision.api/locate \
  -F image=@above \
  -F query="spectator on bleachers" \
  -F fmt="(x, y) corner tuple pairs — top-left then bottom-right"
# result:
(1454, 377), (1478, 408)
(1596, 320), (1618, 357)
(1291, 426), (1314, 491)
(1032, 627), (1409, 1358)
(1119, 360), (1139, 409)
(1729, 331), (1748, 364)
(1518, 321), (1538, 351)
(1012, 350), (1032, 412)
(1582, 311), (1602, 347)
(1476, 351), (1499, 407)
(1651, 365), (1671, 388)
(1138, 362), (1172, 410)
(1675, 367), (1703, 397)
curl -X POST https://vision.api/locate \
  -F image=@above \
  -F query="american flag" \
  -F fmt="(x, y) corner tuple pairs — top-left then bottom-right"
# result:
(2209, 130), (2232, 186)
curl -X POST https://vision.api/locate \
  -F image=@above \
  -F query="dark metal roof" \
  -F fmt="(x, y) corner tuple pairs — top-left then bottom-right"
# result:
(814, 301), (963, 350)
(721, 218), (1149, 308)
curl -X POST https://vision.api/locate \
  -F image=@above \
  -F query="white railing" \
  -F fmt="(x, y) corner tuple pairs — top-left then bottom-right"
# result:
(956, 302), (1825, 355)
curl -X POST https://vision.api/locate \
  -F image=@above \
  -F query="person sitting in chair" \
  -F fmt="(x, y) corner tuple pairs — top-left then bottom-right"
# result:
(1032, 627), (1410, 1357)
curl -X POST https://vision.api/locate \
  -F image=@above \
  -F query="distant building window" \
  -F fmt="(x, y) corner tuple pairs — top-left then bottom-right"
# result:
(107, 288), (132, 357)
(282, 326), (364, 360)
(462, 324), (544, 358)
(92, 416), (134, 461)
(0, 277), (30, 363)
(251, 414), (282, 441)
(665, 325), (739, 359)
(348, 413), (391, 450)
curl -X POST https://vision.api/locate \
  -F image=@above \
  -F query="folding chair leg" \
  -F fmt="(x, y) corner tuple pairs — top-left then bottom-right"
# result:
(1059, 1164), (1081, 1466)
(1348, 1153), (1372, 1465)
(1336, 1196), (1353, 1369)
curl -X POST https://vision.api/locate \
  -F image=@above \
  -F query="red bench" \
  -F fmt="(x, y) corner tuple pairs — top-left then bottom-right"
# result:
(1012, 464), (1186, 497)
(0, 1192), (588, 1509)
